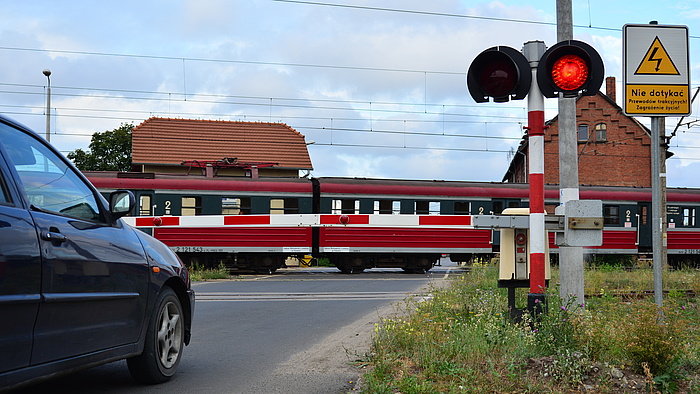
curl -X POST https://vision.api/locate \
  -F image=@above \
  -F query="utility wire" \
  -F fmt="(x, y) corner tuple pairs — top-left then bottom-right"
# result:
(271, 0), (700, 39)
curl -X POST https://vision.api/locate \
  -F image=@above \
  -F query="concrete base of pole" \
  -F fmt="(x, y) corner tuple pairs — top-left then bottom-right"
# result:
(559, 246), (585, 307)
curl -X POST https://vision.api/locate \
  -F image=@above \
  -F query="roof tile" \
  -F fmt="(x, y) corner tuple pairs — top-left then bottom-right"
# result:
(131, 117), (313, 169)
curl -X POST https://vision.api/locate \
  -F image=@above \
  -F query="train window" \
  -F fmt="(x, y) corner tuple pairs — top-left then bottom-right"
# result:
(454, 201), (470, 215)
(416, 201), (440, 215)
(270, 198), (299, 214)
(222, 197), (251, 215)
(331, 199), (359, 214)
(182, 197), (202, 216)
(139, 195), (152, 216)
(603, 205), (620, 225)
(683, 208), (695, 227)
(577, 124), (589, 142)
(374, 200), (399, 214)
(595, 123), (607, 141)
(493, 201), (503, 215)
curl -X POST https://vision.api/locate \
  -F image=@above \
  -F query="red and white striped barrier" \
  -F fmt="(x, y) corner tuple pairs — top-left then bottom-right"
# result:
(123, 214), (476, 228)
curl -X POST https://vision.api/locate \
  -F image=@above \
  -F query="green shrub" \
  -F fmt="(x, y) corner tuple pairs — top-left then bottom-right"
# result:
(623, 302), (689, 375)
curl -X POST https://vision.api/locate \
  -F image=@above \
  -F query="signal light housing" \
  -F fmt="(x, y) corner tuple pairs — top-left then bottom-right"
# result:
(536, 40), (604, 98)
(467, 46), (531, 103)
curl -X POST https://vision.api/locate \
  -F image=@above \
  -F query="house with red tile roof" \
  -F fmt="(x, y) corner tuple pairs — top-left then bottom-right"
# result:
(131, 117), (313, 178)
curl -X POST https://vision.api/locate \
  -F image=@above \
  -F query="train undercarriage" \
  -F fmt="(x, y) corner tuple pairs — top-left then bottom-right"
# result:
(175, 251), (446, 274)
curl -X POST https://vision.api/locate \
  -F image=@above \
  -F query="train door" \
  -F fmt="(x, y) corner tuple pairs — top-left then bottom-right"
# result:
(637, 202), (652, 250)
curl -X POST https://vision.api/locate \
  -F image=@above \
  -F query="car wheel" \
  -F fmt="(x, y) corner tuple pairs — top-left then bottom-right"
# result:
(128, 287), (184, 384)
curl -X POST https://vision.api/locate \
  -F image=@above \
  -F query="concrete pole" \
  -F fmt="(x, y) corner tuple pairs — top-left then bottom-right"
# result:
(556, 0), (585, 307)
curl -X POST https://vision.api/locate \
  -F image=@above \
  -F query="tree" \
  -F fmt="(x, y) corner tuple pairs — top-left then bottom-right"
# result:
(68, 123), (133, 171)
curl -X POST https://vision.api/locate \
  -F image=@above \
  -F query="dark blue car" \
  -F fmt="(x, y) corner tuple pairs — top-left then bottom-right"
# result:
(0, 115), (194, 391)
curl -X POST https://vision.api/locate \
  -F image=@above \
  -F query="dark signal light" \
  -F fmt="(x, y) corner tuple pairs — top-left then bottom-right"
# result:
(537, 40), (604, 98)
(467, 46), (531, 103)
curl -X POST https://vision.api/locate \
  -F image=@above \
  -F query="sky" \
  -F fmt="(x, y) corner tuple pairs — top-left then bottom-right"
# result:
(0, 0), (698, 186)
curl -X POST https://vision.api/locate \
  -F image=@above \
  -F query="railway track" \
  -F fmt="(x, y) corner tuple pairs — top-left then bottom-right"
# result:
(585, 289), (696, 300)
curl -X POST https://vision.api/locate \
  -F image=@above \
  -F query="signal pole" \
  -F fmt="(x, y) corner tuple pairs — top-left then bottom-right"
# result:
(651, 116), (664, 307)
(467, 34), (604, 317)
(556, 0), (585, 307)
(524, 41), (548, 312)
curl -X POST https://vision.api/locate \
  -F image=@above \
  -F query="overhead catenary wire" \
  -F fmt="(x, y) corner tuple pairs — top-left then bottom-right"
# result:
(0, 2), (697, 160)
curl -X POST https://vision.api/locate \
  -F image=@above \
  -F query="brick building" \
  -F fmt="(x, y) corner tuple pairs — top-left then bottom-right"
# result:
(502, 77), (652, 187)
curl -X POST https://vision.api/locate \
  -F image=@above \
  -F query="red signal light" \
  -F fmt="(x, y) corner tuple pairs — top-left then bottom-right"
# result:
(536, 40), (604, 98)
(551, 54), (589, 91)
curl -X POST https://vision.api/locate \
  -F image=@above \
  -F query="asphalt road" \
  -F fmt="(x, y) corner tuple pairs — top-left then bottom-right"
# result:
(12, 262), (466, 394)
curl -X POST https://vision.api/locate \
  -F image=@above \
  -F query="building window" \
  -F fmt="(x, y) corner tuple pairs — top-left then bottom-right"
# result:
(182, 196), (202, 216)
(595, 123), (607, 141)
(603, 205), (620, 225)
(577, 124), (589, 141)
(222, 197), (251, 215)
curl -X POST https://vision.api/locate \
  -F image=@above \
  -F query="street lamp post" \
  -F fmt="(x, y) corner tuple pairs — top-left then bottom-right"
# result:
(43, 69), (51, 142)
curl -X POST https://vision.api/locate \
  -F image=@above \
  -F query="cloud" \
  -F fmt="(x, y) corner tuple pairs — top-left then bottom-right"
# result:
(0, 0), (698, 187)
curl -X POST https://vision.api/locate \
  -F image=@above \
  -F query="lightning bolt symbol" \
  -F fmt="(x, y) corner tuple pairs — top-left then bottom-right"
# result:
(647, 47), (663, 72)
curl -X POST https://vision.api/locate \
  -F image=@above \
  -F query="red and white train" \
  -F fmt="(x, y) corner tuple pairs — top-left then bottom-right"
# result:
(86, 172), (700, 273)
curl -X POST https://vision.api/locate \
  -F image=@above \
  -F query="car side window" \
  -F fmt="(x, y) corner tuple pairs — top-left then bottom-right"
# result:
(0, 122), (103, 222)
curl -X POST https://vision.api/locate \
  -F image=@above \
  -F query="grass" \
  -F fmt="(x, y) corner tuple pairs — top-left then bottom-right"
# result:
(361, 263), (700, 393)
(187, 262), (231, 281)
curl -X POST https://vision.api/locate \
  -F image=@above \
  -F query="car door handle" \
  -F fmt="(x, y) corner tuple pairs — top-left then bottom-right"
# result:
(41, 229), (67, 243)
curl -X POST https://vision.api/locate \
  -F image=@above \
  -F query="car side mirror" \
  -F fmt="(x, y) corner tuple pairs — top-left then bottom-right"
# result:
(109, 190), (136, 220)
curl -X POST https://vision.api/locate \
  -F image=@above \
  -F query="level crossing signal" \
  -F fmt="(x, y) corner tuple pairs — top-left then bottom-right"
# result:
(466, 46), (531, 103)
(467, 40), (604, 102)
(536, 40), (604, 98)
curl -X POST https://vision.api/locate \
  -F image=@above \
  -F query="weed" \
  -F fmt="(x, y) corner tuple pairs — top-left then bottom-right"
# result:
(363, 267), (700, 392)
(188, 262), (230, 281)
(623, 302), (689, 375)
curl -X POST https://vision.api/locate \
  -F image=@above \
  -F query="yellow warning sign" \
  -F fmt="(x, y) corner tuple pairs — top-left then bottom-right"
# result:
(635, 36), (680, 75)
(624, 84), (689, 115)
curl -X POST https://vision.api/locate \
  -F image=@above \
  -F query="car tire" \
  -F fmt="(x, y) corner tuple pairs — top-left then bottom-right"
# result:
(127, 287), (184, 384)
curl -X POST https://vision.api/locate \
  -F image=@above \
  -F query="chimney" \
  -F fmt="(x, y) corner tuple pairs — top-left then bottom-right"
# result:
(605, 76), (616, 103)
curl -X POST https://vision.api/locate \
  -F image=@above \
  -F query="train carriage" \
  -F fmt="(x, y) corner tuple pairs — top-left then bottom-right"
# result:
(88, 172), (315, 273)
(85, 171), (700, 272)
